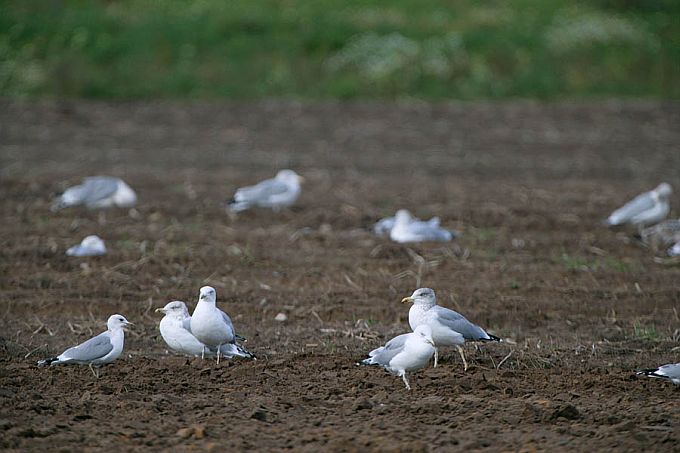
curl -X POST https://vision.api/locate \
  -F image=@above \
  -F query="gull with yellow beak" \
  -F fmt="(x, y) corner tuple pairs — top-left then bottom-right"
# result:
(360, 325), (436, 390)
(402, 288), (501, 370)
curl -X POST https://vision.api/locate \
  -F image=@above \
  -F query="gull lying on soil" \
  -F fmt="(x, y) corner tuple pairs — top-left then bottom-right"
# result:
(389, 209), (456, 243)
(361, 325), (435, 390)
(157, 301), (254, 359)
(66, 235), (107, 257)
(37, 314), (131, 377)
(402, 288), (501, 370)
(637, 363), (680, 385)
(604, 183), (672, 228)
(227, 169), (303, 212)
(668, 242), (680, 257)
(639, 218), (680, 252)
(52, 176), (137, 211)
(190, 286), (245, 364)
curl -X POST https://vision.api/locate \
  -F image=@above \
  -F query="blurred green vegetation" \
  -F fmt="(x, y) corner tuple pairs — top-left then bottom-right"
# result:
(1, 0), (678, 99)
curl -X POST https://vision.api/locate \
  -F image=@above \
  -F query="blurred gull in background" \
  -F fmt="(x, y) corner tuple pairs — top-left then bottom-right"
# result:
(637, 363), (680, 385)
(66, 235), (107, 257)
(52, 176), (137, 211)
(360, 325), (435, 390)
(604, 183), (672, 228)
(227, 169), (303, 212)
(37, 314), (132, 377)
(639, 218), (680, 253)
(157, 301), (254, 359)
(402, 288), (502, 369)
(389, 209), (456, 243)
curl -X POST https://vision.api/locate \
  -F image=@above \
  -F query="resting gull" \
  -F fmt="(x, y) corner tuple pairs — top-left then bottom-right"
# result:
(227, 169), (303, 212)
(637, 363), (680, 385)
(157, 300), (254, 359)
(390, 209), (455, 243)
(361, 325), (435, 390)
(604, 183), (672, 228)
(52, 176), (137, 211)
(402, 288), (501, 370)
(66, 235), (107, 257)
(37, 314), (131, 377)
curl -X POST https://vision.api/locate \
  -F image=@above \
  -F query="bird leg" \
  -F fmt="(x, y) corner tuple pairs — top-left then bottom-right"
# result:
(216, 345), (221, 365)
(456, 345), (468, 371)
(89, 363), (99, 379)
(401, 372), (411, 390)
(201, 345), (205, 360)
(433, 347), (439, 368)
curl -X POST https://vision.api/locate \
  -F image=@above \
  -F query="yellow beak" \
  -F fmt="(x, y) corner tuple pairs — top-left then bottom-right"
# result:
(401, 296), (414, 304)
(154, 308), (165, 313)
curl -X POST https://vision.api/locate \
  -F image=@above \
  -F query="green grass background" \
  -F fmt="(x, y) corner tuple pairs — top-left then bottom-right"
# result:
(1, 0), (678, 99)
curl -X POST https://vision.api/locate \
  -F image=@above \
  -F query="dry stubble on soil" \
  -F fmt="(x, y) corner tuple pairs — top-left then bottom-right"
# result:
(1, 100), (679, 451)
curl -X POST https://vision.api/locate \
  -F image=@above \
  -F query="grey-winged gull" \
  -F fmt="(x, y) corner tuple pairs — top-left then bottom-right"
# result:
(190, 286), (243, 364)
(389, 209), (455, 243)
(37, 314), (131, 377)
(157, 300), (254, 359)
(52, 176), (137, 211)
(605, 183), (672, 228)
(66, 235), (107, 257)
(361, 324), (435, 390)
(637, 363), (680, 385)
(402, 288), (501, 370)
(227, 169), (303, 212)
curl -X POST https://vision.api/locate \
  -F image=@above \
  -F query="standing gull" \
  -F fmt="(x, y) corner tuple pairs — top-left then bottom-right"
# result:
(402, 288), (501, 370)
(361, 325), (435, 390)
(156, 301), (254, 359)
(190, 286), (241, 364)
(390, 209), (455, 243)
(66, 235), (107, 257)
(52, 176), (137, 211)
(37, 314), (131, 377)
(637, 363), (680, 385)
(604, 183), (672, 228)
(227, 169), (303, 212)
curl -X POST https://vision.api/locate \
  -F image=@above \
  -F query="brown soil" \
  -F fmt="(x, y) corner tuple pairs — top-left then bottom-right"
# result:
(1, 100), (679, 452)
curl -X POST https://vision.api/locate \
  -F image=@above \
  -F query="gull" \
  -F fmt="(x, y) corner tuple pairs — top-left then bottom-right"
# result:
(66, 235), (107, 257)
(389, 209), (455, 243)
(604, 183), (672, 228)
(37, 314), (131, 377)
(360, 325), (435, 390)
(227, 169), (303, 212)
(402, 288), (501, 370)
(52, 176), (137, 211)
(373, 211), (443, 237)
(156, 301), (254, 359)
(190, 286), (243, 364)
(637, 363), (680, 385)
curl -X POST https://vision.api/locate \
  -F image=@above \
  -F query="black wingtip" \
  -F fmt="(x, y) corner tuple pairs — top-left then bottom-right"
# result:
(485, 334), (503, 342)
(37, 357), (58, 367)
(636, 368), (662, 377)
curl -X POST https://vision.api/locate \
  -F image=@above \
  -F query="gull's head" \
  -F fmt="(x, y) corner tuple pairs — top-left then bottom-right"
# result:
(394, 209), (412, 225)
(276, 169), (304, 185)
(401, 287), (436, 307)
(107, 314), (132, 330)
(199, 286), (217, 303)
(156, 300), (189, 318)
(413, 324), (435, 346)
(655, 182), (672, 198)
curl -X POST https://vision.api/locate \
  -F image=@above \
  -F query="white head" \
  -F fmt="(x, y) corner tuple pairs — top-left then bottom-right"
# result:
(413, 324), (435, 346)
(655, 182), (672, 198)
(394, 209), (413, 225)
(275, 169), (303, 186)
(199, 286), (217, 304)
(155, 301), (190, 318)
(107, 314), (132, 330)
(401, 287), (437, 308)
